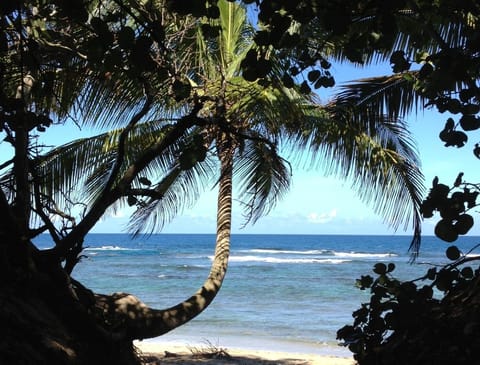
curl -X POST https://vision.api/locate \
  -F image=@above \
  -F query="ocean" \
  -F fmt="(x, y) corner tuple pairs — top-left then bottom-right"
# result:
(34, 234), (480, 356)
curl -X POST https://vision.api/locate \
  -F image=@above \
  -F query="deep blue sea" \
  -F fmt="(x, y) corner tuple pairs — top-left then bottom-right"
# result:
(34, 234), (480, 356)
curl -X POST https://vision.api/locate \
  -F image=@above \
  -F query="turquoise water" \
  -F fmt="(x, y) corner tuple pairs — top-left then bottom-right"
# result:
(34, 234), (480, 356)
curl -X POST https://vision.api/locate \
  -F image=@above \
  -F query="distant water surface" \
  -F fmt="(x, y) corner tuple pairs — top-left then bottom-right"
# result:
(34, 234), (480, 356)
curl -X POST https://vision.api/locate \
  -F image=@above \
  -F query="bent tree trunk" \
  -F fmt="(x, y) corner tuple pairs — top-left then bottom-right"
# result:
(0, 152), (233, 365)
(98, 151), (234, 340)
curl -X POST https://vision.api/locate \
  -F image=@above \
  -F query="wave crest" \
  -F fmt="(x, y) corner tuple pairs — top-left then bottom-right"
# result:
(209, 255), (350, 264)
(84, 245), (138, 251)
(240, 248), (397, 259)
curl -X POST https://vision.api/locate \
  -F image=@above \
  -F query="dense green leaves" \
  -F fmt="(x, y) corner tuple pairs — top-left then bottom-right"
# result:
(338, 244), (480, 364)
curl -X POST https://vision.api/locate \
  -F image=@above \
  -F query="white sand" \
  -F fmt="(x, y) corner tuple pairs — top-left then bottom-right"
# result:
(136, 342), (356, 365)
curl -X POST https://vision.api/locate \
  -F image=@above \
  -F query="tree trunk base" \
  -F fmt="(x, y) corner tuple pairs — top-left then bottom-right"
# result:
(0, 277), (142, 365)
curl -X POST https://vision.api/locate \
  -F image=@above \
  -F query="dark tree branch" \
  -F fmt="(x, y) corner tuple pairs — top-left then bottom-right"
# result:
(51, 111), (203, 261)
(31, 173), (61, 244)
(0, 158), (14, 170)
(0, 187), (20, 241)
(126, 188), (164, 199)
(102, 84), (153, 195)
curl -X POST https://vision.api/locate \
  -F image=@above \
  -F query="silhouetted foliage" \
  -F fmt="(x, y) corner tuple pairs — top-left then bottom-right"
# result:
(337, 247), (480, 365)
(422, 174), (477, 242)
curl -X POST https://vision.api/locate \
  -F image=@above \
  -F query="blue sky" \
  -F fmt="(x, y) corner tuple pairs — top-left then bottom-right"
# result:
(1, 62), (479, 236)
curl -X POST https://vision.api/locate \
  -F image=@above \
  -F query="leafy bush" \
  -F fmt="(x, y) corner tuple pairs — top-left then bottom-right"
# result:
(337, 247), (480, 365)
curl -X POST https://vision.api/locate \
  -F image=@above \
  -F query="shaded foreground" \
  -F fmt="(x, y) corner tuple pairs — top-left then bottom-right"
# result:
(137, 343), (355, 365)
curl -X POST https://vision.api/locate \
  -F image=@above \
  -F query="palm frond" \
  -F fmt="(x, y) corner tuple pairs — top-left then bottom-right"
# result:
(235, 138), (291, 225)
(74, 71), (184, 131)
(333, 73), (424, 121)
(219, 0), (254, 77)
(324, 73), (427, 253)
(31, 118), (220, 235)
(318, 7), (469, 65)
(33, 120), (183, 211)
(80, 121), (181, 205)
(226, 71), (318, 145)
(127, 155), (217, 235)
(194, 0), (253, 81)
(297, 103), (425, 253)
(34, 136), (116, 204)
(219, 0), (246, 65)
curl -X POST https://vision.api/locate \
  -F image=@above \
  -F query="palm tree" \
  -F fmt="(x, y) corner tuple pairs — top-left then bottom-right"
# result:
(23, 0), (424, 341)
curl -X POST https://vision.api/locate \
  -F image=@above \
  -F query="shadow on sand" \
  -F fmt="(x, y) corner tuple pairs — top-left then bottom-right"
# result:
(141, 351), (312, 365)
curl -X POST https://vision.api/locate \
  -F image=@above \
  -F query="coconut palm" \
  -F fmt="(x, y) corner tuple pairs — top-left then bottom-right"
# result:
(20, 0), (425, 341)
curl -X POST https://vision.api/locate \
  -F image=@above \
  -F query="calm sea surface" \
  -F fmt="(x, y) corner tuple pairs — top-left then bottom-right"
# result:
(34, 234), (480, 356)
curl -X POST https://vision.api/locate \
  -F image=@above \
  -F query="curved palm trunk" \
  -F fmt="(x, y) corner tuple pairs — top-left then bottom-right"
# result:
(96, 152), (233, 341)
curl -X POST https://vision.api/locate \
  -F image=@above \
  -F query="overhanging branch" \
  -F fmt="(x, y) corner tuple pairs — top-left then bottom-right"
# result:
(51, 111), (203, 260)
(102, 84), (153, 195)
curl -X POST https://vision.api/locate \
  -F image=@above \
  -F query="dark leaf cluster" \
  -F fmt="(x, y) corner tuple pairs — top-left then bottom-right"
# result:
(438, 118), (468, 148)
(338, 248), (480, 365)
(421, 174), (477, 242)
(178, 134), (208, 171)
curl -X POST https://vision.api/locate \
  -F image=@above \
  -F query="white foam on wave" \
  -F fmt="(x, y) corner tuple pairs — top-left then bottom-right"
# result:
(209, 255), (350, 264)
(245, 249), (329, 255)
(242, 248), (396, 259)
(84, 245), (137, 251)
(333, 251), (397, 258)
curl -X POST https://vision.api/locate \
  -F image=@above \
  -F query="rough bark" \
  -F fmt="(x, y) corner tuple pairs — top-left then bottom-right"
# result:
(0, 248), (141, 365)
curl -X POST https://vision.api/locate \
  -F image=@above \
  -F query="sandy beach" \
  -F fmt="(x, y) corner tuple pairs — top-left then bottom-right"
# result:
(136, 342), (355, 365)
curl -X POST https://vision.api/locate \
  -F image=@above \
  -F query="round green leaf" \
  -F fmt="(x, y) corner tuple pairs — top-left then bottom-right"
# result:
(463, 103), (480, 115)
(307, 70), (321, 82)
(460, 115), (480, 131)
(171, 79), (192, 101)
(299, 80), (311, 94)
(461, 266), (474, 279)
(281, 73), (294, 88)
(127, 195), (137, 206)
(427, 267), (437, 280)
(242, 68), (258, 82)
(373, 263), (387, 275)
(179, 149), (197, 170)
(454, 214), (474, 235)
(436, 270), (453, 291)
(446, 245), (461, 261)
(434, 219), (458, 242)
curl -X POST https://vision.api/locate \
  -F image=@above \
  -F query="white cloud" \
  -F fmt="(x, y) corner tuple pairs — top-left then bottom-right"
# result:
(307, 209), (337, 224)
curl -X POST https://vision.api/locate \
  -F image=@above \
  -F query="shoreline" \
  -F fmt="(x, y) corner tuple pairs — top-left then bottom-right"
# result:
(135, 341), (355, 365)
(132, 331), (352, 357)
